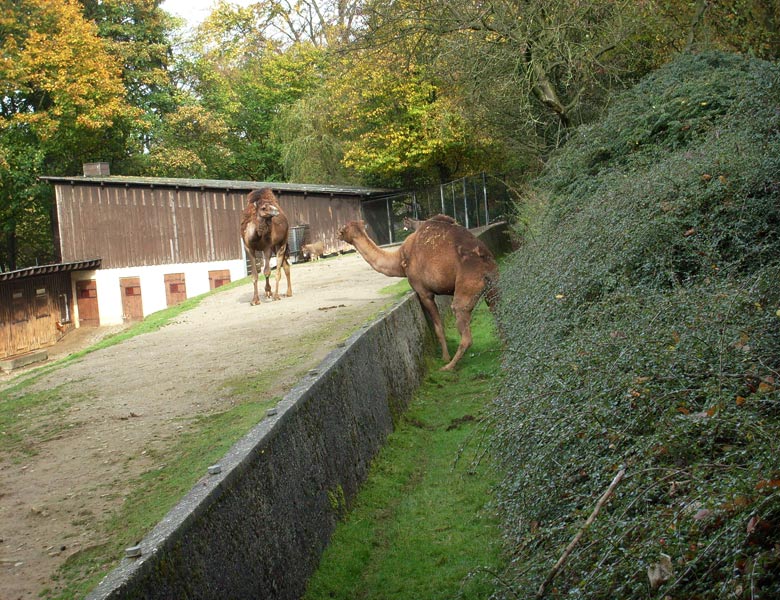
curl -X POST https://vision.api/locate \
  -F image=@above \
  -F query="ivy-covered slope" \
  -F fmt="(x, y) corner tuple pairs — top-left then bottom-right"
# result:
(492, 52), (780, 599)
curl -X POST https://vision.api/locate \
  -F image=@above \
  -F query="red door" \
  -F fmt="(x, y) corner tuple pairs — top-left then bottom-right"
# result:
(208, 269), (231, 290)
(76, 280), (100, 327)
(165, 273), (187, 307)
(120, 277), (143, 322)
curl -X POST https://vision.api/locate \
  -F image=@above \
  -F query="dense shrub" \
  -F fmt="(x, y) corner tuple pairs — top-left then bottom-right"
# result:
(492, 52), (780, 599)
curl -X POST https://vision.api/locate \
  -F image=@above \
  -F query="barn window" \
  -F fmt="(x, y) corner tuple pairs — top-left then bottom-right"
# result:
(59, 293), (71, 323)
(35, 287), (50, 318)
(125, 286), (141, 297)
(12, 289), (27, 323)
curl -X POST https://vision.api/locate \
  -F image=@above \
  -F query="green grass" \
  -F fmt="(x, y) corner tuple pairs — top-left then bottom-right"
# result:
(303, 303), (506, 600)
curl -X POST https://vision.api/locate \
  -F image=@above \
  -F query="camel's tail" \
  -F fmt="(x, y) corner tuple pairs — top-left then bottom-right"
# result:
(483, 270), (500, 312)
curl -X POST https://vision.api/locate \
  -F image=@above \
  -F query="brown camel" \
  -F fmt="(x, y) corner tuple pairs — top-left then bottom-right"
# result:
(240, 188), (292, 305)
(339, 217), (498, 371)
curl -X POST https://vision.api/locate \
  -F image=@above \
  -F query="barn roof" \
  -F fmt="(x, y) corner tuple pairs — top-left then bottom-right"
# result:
(0, 259), (102, 281)
(39, 175), (397, 198)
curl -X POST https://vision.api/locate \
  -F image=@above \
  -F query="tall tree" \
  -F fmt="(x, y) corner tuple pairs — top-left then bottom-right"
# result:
(361, 0), (661, 149)
(317, 49), (504, 187)
(0, 0), (141, 270)
(79, 0), (179, 169)
(160, 2), (328, 181)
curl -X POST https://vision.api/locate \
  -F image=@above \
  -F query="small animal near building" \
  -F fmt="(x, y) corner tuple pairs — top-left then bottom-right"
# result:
(0, 165), (395, 361)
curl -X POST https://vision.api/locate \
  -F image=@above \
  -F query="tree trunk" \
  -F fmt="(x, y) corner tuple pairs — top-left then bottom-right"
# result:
(685, 0), (709, 53)
(529, 53), (571, 128)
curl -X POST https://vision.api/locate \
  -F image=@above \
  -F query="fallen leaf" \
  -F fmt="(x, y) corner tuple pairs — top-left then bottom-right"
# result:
(756, 479), (780, 491)
(747, 515), (761, 535)
(693, 508), (713, 521)
(647, 553), (674, 590)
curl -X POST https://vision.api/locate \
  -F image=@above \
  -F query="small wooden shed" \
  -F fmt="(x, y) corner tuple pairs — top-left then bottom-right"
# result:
(0, 259), (101, 360)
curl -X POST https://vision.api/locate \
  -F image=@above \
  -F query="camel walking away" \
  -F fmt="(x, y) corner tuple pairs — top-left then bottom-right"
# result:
(339, 216), (498, 371)
(240, 188), (292, 305)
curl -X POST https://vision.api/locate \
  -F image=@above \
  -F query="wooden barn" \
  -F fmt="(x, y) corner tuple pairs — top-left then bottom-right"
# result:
(0, 260), (101, 361)
(31, 164), (396, 336)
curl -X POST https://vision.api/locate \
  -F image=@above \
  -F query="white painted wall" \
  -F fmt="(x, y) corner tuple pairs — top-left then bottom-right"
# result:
(71, 260), (248, 326)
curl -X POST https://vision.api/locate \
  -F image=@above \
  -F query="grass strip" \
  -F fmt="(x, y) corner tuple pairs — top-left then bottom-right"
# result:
(303, 303), (506, 600)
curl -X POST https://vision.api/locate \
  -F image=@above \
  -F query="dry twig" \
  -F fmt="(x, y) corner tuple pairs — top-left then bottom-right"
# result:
(536, 466), (627, 598)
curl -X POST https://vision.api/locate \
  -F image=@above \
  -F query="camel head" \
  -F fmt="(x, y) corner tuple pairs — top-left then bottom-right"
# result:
(338, 220), (366, 244)
(245, 188), (281, 221)
(253, 199), (279, 220)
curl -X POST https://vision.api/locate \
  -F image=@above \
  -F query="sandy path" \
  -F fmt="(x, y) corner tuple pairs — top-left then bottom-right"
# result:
(0, 253), (402, 600)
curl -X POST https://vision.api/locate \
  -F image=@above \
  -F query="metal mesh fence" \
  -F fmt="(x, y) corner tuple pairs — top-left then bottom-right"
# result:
(361, 173), (513, 244)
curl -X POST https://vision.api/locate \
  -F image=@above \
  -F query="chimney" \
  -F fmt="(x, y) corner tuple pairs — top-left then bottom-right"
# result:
(83, 162), (110, 177)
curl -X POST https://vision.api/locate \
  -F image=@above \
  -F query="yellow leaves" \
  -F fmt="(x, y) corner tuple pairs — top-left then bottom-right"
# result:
(2, 0), (137, 139)
(323, 48), (492, 180)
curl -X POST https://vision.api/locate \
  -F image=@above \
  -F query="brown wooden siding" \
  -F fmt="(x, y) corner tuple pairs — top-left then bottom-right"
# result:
(0, 273), (73, 359)
(55, 184), (364, 268)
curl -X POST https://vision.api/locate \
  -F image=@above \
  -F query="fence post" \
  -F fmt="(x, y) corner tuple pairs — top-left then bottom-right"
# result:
(462, 177), (469, 228)
(482, 172), (489, 225)
(386, 197), (394, 244)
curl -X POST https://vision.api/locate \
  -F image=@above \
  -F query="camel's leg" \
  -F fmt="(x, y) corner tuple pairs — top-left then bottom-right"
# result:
(281, 253), (292, 297)
(441, 305), (473, 371)
(273, 247), (292, 299)
(415, 290), (450, 363)
(262, 249), (273, 299)
(248, 249), (261, 305)
(440, 288), (481, 371)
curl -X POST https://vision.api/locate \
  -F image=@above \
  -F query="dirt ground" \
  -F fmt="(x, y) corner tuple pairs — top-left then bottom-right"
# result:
(0, 252), (401, 600)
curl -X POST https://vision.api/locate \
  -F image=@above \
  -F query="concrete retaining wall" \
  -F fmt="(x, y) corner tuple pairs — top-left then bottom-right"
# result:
(86, 222), (509, 600)
(87, 295), (439, 600)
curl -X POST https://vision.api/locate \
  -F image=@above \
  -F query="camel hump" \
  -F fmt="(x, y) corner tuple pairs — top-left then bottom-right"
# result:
(456, 239), (491, 260)
(429, 214), (458, 225)
(248, 187), (278, 204)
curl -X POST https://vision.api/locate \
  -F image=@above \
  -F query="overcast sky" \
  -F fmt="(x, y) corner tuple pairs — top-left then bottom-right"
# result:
(160, 0), (256, 30)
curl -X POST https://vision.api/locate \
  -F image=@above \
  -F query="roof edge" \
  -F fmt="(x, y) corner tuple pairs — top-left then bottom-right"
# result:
(38, 175), (398, 198)
(0, 259), (102, 282)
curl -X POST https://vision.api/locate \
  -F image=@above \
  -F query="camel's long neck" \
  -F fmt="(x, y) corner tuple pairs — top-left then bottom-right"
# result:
(351, 233), (405, 278)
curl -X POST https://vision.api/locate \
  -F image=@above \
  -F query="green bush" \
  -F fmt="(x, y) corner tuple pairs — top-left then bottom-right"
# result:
(492, 52), (780, 599)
